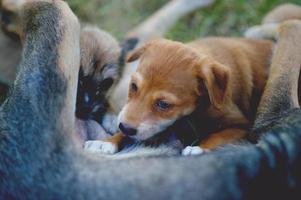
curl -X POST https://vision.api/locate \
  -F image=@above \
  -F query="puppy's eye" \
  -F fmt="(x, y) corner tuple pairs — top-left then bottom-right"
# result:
(155, 100), (171, 111)
(131, 82), (138, 92)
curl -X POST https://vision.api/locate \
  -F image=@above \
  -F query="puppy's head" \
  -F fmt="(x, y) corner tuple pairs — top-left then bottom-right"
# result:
(118, 39), (230, 140)
(76, 26), (121, 120)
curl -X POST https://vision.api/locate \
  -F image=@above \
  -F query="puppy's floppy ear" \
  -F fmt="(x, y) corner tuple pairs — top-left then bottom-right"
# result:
(126, 40), (156, 62)
(196, 58), (231, 110)
(127, 45), (146, 62)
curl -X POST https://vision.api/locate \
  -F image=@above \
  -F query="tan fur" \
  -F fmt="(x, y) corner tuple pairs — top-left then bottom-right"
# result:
(200, 128), (247, 149)
(245, 4), (301, 40)
(109, 0), (215, 112)
(257, 20), (301, 119)
(263, 4), (301, 24)
(104, 132), (125, 149)
(262, 4), (301, 105)
(112, 37), (273, 150)
(245, 3), (301, 104)
(50, 0), (80, 136)
(80, 26), (121, 82)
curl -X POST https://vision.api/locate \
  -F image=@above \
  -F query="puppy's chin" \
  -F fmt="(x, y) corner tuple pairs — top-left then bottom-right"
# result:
(131, 119), (176, 141)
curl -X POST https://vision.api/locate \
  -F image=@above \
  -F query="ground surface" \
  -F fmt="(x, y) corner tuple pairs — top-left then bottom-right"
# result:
(0, 0), (300, 104)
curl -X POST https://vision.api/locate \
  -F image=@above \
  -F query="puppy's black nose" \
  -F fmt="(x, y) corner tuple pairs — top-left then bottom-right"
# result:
(119, 123), (137, 136)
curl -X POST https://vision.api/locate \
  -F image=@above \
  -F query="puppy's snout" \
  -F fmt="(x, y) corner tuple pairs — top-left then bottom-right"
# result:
(119, 123), (137, 136)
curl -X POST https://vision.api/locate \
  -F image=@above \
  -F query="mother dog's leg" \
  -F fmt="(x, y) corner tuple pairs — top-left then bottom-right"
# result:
(0, 0), (80, 197)
(1, 0), (80, 137)
(253, 20), (301, 134)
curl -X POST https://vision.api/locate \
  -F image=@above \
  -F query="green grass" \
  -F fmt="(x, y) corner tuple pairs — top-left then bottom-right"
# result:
(67, 0), (300, 41)
(166, 0), (301, 41)
(67, 0), (169, 39)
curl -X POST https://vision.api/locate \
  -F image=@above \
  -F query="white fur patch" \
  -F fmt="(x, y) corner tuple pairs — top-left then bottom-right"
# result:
(244, 24), (279, 40)
(102, 112), (118, 134)
(135, 119), (176, 140)
(117, 108), (125, 124)
(134, 72), (143, 83)
(182, 146), (204, 156)
(118, 105), (176, 141)
(84, 140), (118, 154)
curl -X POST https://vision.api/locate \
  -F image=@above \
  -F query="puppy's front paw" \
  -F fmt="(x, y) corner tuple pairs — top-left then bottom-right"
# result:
(84, 140), (118, 154)
(182, 146), (205, 156)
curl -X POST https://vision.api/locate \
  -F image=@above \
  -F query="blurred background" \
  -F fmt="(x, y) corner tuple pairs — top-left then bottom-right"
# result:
(67, 0), (300, 41)
(0, 0), (300, 104)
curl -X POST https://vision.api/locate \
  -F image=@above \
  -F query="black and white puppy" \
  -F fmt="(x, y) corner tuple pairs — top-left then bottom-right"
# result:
(76, 26), (122, 140)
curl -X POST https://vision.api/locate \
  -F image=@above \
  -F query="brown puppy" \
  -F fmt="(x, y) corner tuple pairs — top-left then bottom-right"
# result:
(86, 37), (273, 154)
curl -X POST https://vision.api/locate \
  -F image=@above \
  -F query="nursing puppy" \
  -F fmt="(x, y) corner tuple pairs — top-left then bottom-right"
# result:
(76, 26), (121, 121)
(75, 26), (123, 143)
(86, 37), (273, 154)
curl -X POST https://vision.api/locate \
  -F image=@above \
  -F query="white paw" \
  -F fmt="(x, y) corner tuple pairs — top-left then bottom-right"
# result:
(182, 146), (205, 156)
(84, 140), (118, 154)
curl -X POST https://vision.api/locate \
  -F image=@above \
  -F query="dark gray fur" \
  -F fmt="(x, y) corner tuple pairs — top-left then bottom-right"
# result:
(0, 2), (300, 200)
(0, 25), (22, 85)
